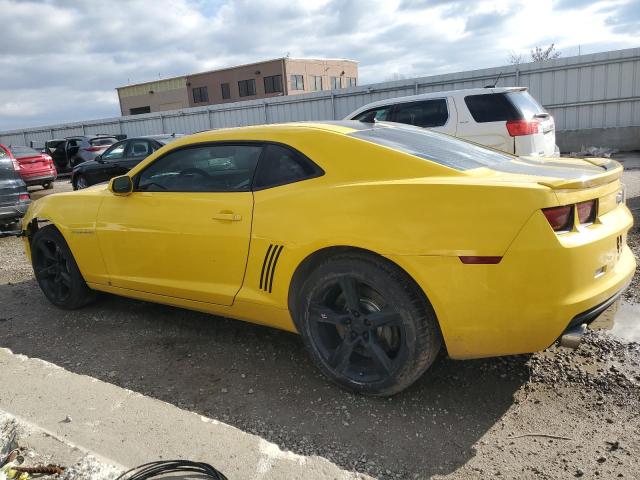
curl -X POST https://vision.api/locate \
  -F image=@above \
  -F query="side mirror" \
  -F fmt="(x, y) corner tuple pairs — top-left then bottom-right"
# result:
(109, 175), (133, 195)
(95, 154), (103, 163)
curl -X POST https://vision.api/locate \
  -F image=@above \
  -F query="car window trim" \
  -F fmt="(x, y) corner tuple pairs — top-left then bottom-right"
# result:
(132, 140), (324, 193)
(132, 141), (265, 193)
(389, 97), (450, 128)
(252, 141), (325, 191)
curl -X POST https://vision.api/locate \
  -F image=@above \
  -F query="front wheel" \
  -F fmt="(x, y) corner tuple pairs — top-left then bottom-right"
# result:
(31, 226), (95, 309)
(296, 252), (442, 396)
(74, 175), (88, 190)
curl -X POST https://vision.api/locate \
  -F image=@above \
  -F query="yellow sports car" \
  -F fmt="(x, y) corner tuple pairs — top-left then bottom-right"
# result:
(22, 121), (635, 396)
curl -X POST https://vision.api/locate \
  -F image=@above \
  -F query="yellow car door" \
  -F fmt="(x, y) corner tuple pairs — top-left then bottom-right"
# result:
(96, 143), (263, 306)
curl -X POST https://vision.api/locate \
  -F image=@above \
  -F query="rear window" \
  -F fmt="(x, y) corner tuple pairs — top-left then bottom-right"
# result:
(7, 146), (40, 158)
(464, 91), (545, 123)
(349, 123), (513, 171)
(156, 136), (183, 145)
(90, 137), (117, 146)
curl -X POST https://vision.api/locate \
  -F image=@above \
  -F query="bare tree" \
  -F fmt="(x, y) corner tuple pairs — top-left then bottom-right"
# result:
(530, 43), (561, 62)
(507, 51), (524, 65)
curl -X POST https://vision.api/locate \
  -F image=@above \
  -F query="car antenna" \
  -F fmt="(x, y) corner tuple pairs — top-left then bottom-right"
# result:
(485, 71), (503, 88)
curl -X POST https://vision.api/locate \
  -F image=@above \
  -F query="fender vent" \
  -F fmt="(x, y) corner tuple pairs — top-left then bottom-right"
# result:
(260, 244), (284, 293)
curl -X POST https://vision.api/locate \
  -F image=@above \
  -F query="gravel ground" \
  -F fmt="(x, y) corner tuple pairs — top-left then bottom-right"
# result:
(0, 177), (638, 479)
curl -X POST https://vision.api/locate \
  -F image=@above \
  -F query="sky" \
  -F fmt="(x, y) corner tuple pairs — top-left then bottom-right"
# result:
(0, 0), (639, 131)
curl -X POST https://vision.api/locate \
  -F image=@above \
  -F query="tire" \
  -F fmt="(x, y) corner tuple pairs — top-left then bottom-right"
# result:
(74, 175), (88, 190)
(42, 182), (53, 190)
(295, 252), (442, 396)
(31, 226), (95, 309)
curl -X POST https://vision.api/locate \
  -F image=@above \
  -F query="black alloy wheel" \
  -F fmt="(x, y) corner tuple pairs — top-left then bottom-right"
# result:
(297, 253), (441, 396)
(308, 277), (408, 383)
(31, 226), (95, 309)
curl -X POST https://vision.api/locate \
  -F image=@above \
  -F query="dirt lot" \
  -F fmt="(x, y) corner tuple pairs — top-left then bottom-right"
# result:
(0, 178), (639, 479)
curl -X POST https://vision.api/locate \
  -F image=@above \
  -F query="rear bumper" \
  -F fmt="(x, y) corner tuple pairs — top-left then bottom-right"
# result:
(23, 173), (57, 186)
(388, 204), (636, 359)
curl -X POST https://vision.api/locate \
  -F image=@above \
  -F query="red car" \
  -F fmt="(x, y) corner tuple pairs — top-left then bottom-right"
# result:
(0, 144), (57, 190)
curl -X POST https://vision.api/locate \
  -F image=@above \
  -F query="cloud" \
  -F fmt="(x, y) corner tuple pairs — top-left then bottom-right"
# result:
(0, 0), (639, 130)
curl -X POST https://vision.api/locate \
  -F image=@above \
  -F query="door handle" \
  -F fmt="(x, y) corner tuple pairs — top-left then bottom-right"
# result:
(212, 212), (242, 221)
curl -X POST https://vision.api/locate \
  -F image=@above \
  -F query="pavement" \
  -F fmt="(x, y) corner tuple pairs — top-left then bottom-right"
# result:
(0, 348), (370, 480)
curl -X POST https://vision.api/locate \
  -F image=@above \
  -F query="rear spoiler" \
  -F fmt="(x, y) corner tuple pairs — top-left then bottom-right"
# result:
(537, 158), (623, 189)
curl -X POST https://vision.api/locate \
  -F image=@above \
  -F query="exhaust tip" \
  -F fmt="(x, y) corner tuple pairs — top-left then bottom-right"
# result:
(560, 324), (586, 349)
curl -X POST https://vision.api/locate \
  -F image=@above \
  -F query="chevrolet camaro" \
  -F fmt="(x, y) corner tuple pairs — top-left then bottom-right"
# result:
(21, 121), (636, 396)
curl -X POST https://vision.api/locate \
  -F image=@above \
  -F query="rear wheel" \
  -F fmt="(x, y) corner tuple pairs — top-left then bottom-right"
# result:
(74, 175), (88, 190)
(42, 182), (53, 190)
(31, 226), (95, 309)
(296, 252), (441, 396)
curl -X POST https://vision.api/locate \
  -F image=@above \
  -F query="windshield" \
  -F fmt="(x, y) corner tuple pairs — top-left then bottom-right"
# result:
(349, 123), (513, 171)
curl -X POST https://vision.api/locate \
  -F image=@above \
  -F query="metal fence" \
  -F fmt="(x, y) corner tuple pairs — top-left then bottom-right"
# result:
(1, 47), (639, 147)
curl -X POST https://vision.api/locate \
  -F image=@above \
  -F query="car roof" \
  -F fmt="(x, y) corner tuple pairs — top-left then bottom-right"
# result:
(345, 86), (528, 118)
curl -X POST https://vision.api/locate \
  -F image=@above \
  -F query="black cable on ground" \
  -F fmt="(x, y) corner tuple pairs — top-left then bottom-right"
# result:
(115, 460), (228, 480)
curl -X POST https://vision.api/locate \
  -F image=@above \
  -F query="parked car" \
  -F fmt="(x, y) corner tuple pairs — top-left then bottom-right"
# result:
(71, 134), (183, 190)
(346, 87), (558, 157)
(1, 144), (57, 190)
(22, 121), (634, 396)
(0, 146), (30, 231)
(45, 135), (119, 174)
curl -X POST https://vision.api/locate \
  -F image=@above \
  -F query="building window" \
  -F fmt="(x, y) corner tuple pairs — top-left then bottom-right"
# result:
(311, 76), (323, 91)
(290, 74), (304, 90)
(264, 75), (283, 94)
(192, 86), (209, 103)
(330, 76), (341, 90)
(221, 83), (231, 100)
(238, 79), (256, 97)
(347, 77), (357, 87)
(130, 106), (151, 115)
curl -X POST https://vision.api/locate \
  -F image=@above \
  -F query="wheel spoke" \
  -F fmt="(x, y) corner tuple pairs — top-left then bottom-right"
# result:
(38, 246), (56, 263)
(59, 271), (72, 286)
(308, 303), (350, 326)
(367, 337), (393, 374)
(367, 309), (403, 329)
(339, 277), (361, 312)
(328, 337), (356, 373)
(37, 264), (57, 278)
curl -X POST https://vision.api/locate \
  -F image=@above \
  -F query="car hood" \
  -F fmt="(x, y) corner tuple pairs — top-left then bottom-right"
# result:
(470, 156), (622, 190)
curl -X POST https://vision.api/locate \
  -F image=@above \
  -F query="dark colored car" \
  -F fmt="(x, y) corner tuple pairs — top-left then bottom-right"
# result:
(71, 134), (183, 190)
(1, 144), (57, 190)
(0, 146), (30, 231)
(45, 135), (119, 174)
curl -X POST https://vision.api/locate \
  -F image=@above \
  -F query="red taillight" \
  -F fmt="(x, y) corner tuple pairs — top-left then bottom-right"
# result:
(19, 194), (30, 201)
(85, 146), (103, 152)
(506, 119), (540, 136)
(576, 200), (596, 224)
(543, 205), (573, 232)
(459, 256), (502, 264)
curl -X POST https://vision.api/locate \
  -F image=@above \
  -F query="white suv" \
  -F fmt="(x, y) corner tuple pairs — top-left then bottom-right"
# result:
(345, 87), (558, 157)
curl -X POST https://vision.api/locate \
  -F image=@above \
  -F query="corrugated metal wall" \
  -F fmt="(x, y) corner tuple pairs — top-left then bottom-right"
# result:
(2, 47), (639, 147)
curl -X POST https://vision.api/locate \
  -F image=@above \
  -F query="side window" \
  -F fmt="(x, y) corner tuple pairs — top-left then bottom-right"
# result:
(136, 144), (262, 193)
(126, 140), (152, 158)
(464, 94), (520, 123)
(352, 106), (392, 123)
(102, 142), (126, 161)
(253, 144), (322, 190)
(392, 99), (449, 128)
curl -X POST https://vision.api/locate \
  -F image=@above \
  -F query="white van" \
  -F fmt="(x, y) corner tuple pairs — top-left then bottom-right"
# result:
(345, 87), (558, 157)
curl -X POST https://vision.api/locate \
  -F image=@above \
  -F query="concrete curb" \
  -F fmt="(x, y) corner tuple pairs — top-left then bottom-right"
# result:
(0, 348), (371, 479)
